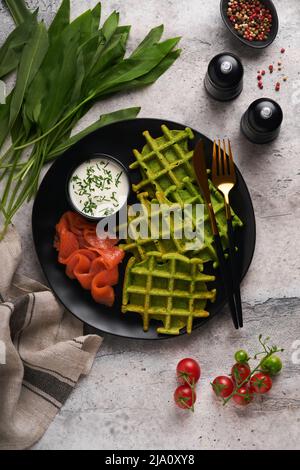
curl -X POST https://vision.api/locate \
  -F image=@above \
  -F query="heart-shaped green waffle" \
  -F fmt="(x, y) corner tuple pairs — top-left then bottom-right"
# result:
(122, 253), (216, 335)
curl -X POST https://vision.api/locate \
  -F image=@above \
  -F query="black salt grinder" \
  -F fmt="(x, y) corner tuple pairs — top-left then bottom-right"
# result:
(241, 98), (283, 144)
(204, 52), (244, 101)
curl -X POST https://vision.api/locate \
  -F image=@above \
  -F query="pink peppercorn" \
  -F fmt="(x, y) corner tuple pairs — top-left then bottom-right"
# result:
(280, 48), (285, 53)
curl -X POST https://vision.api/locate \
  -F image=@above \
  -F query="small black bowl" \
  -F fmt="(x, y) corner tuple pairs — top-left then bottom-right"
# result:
(66, 153), (131, 222)
(220, 0), (279, 49)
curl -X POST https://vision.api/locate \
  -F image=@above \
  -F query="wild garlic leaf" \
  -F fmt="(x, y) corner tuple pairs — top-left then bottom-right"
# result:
(38, 34), (80, 131)
(77, 33), (101, 81)
(102, 11), (119, 42)
(90, 37), (181, 96)
(116, 25), (131, 36)
(11, 113), (26, 144)
(91, 3), (101, 32)
(48, 0), (70, 45)
(103, 49), (181, 95)
(0, 1), (182, 229)
(47, 107), (141, 159)
(85, 31), (128, 84)
(24, 9), (95, 127)
(67, 9), (99, 45)
(9, 21), (48, 129)
(0, 93), (12, 148)
(70, 49), (86, 105)
(130, 24), (164, 58)
(0, 13), (37, 79)
(4, 0), (33, 26)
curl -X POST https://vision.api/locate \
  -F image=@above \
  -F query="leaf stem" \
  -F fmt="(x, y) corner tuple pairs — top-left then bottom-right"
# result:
(0, 144), (14, 165)
(14, 94), (95, 151)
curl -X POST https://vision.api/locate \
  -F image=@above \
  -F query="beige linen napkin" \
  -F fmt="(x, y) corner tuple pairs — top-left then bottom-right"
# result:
(0, 226), (102, 450)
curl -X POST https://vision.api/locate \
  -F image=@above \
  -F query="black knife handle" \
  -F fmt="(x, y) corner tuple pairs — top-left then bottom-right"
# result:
(227, 217), (243, 327)
(214, 234), (239, 329)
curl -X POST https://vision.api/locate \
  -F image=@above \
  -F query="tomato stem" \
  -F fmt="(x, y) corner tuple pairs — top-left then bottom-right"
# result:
(222, 336), (283, 406)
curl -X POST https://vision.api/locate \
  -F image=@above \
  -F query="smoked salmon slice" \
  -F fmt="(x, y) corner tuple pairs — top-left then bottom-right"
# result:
(54, 211), (124, 307)
(57, 229), (79, 264)
(91, 285), (115, 307)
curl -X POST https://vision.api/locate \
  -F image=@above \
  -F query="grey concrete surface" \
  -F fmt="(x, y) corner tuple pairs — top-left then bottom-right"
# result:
(1, 0), (300, 450)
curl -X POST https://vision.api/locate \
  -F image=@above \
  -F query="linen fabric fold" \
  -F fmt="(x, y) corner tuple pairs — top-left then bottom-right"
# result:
(0, 226), (102, 449)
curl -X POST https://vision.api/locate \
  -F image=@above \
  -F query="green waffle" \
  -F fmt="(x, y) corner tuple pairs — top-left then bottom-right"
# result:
(120, 191), (194, 260)
(122, 253), (216, 335)
(122, 126), (242, 266)
(120, 125), (243, 335)
(131, 126), (195, 196)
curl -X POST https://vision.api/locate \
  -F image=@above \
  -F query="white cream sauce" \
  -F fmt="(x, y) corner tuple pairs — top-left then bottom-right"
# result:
(68, 157), (129, 218)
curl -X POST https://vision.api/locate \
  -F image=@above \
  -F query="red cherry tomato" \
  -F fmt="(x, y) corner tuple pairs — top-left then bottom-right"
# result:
(233, 385), (254, 406)
(174, 385), (196, 410)
(231, 362), (251, 384)
(176, 358), (201, 386)
(212, 376), (234, 398)
(250, 372), (272, 394)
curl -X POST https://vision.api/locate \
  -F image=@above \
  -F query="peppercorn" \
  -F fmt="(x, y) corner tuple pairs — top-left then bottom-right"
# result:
(227, 0), (273, 42)
(280, 48), (285, 53)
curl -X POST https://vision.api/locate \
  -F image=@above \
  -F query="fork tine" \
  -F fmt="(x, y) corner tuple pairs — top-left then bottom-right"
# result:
(212, 140), (218, 178)
(218, 139), (222, 175)
(222, 139), (228, 175)
(227, 139), (236, 179)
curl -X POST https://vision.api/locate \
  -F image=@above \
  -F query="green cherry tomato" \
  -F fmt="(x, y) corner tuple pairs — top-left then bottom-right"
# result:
(260, 355), (283, 375)
(234, 350), (249, 364)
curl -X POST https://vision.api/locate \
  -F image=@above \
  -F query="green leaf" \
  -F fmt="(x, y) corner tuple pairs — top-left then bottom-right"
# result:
(102, 11), (119, 42)
(0, 13), (37, 78)
(21, 103), (32, 137)
(68, 9), (99, 45)
(4, 0), (32, 26)
(91, 3), (101, 32)
(11, 113), (25, 144)
(77, 33), (101, 80)
(9, 21), (48, 128)
(103, 49), (181, 95)
(90, 37), (181, 96)
(69, 49), (85, 105)
(47, 107), (141, 159)
(130, 24), (164, 58)
(0, 93), (12, 148)
(85, 31), (128, 83)
(24, 9), (95, 128)
(116, 25), (131, 36)
(37, 32), (80, 131)
(48, 0), (70, 45)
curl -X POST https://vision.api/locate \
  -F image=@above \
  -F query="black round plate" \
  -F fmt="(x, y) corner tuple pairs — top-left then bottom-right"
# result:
(32, 118), (256, 340)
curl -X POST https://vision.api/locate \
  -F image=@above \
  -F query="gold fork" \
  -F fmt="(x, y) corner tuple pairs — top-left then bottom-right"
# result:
(212, 139), (243, 327)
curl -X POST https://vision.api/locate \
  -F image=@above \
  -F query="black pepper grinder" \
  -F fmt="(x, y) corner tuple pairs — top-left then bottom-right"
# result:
(241, 98), (283, 144)
(204, 52), (244, 101)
